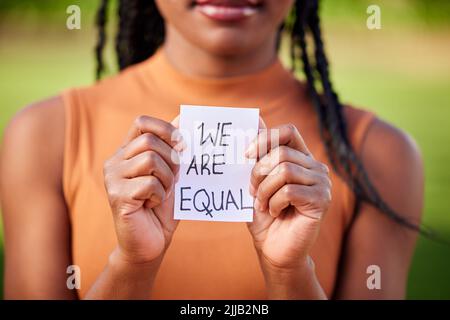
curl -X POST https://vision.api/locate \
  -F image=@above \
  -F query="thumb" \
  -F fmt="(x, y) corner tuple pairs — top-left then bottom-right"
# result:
(171, 115), (180, 128)
(170, 115), (186, 153)
(259, 116), (267, 130)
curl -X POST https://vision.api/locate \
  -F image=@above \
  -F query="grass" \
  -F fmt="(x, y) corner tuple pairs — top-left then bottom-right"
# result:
(1, 20), (450, 299)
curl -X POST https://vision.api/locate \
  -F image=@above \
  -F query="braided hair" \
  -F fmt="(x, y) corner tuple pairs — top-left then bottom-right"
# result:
(95, 0), (425, 233)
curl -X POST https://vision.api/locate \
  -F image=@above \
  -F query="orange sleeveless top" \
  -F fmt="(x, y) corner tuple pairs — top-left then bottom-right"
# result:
(62, 49), (375, 299)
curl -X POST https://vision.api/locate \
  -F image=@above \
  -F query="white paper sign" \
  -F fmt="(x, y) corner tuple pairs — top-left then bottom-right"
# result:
(174, 105), (259, 222)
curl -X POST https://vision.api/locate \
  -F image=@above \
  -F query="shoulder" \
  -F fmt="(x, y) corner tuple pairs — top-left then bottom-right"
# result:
(3, 95), (64, 147)
(341, 105), (423, 223)
(361, 118), (422, 167)
(1, 96), (65, 187)
(343, 105), (422, 167)
(360, 116), (424, 224)
(362, 117), (423, 182)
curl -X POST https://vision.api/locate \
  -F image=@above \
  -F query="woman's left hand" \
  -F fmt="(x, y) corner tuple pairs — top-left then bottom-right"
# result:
(246, 122), (332, 274)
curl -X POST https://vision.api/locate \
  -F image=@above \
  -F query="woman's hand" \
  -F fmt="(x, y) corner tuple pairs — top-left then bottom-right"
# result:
(246, 122), (331, 298)
(103, 115), (183, 266)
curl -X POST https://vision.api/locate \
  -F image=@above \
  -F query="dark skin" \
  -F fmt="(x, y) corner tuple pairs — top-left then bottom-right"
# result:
(1, 0), (423, 299)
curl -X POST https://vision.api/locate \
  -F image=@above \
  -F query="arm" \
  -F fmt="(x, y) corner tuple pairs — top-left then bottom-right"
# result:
(246, 118), (423, 300)
(1, 97), (77, 299)
(86, 115), (182, 299)
(246, 122), (329, 299)
(333, 119), (423, 299)
(1, 99), (181, 299)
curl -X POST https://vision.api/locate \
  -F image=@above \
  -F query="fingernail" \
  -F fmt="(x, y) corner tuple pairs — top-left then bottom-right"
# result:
(171, 151), (181, 165)
(172, 130), (183, 143)
(245, 143), (256, 158)
(174, 140), (186, 153)
(249, 184), (256, 197)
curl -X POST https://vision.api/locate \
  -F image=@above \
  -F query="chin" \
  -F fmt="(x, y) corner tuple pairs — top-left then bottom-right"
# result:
(199, 29), (260, 57)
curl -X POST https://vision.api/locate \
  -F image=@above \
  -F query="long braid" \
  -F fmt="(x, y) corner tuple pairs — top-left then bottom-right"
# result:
(292, 1), (338, 179)
(95, 0), (109, 79)
(116, 0), (164, 70)
(95, 0), (429, 235)
(304, 1), (356, 191)
(96, 0), (164, 79)
(292, 0), (428, 234)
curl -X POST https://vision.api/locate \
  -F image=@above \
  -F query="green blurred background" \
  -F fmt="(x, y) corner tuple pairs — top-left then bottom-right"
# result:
(0, 0), (449, 299)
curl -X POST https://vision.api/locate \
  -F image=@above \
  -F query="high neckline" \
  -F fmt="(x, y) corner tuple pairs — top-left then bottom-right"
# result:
(139, 48), (308, 116)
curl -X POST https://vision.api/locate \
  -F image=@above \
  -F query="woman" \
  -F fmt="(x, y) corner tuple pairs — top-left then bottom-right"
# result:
(1, 0), (423, 299)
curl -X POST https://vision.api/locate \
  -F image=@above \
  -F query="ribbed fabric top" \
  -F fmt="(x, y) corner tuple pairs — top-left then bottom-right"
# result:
(62, 49), (375, 299)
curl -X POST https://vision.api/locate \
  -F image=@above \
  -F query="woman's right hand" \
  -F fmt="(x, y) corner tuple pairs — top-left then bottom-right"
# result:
(103, 115), (183, 266)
